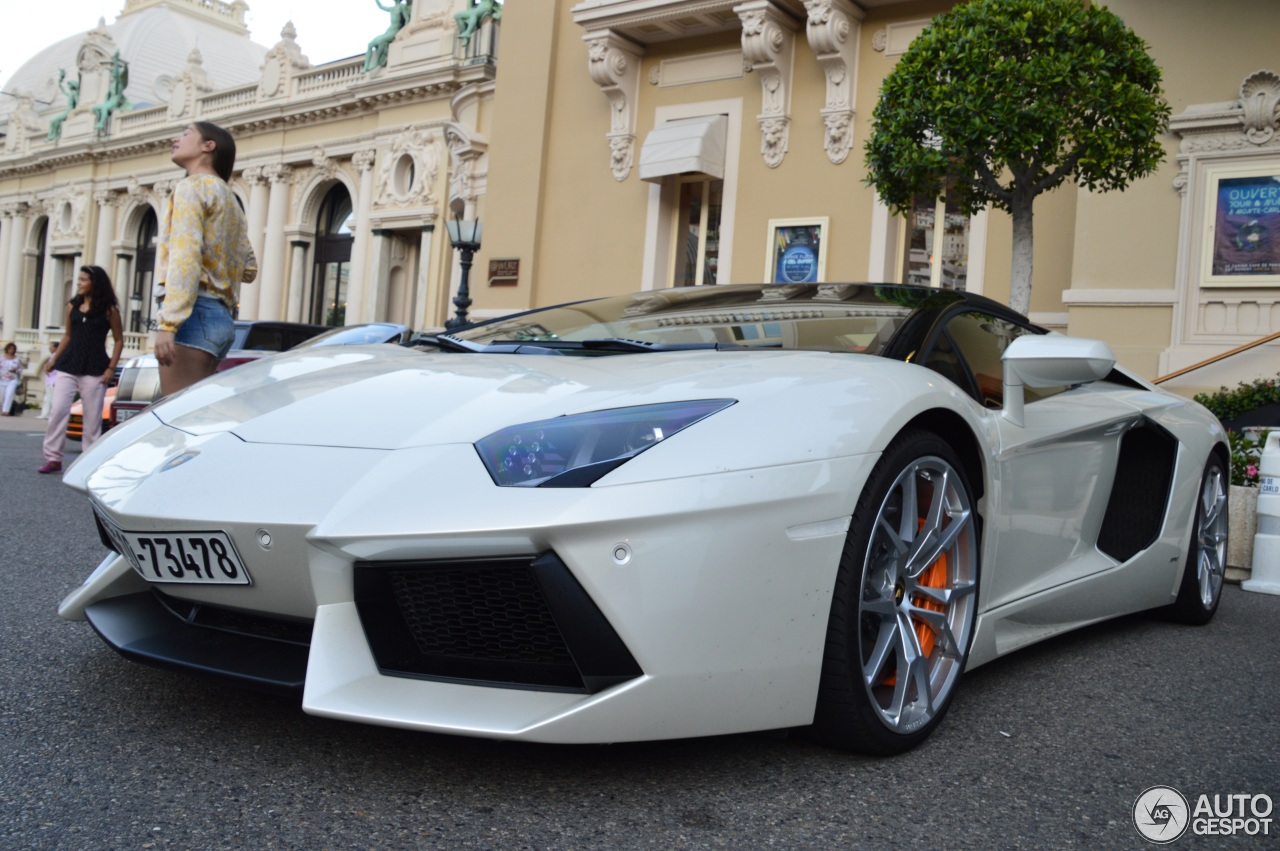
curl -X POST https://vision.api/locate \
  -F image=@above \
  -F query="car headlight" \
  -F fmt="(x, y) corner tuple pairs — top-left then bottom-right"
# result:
(476, 399), (736, 487)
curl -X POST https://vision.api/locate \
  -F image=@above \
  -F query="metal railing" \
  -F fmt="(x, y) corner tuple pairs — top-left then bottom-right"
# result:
(1153, 331), (1280, 384)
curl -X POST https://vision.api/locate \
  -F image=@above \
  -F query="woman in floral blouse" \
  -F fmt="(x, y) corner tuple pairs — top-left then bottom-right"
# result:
(154, 121), (257, 397)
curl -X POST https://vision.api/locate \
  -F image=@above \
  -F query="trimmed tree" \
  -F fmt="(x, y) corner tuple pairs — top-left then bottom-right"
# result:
(864, 0), (1171, 316)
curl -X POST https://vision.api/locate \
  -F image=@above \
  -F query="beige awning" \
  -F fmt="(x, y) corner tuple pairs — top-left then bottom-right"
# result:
(638, 115), (727, 183)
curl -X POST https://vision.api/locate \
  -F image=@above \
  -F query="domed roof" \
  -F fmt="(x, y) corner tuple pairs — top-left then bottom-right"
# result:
(1, 0), (268, 125)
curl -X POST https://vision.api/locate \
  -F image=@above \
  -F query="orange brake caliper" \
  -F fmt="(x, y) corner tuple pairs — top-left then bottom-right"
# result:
(881, 518), (948, 686)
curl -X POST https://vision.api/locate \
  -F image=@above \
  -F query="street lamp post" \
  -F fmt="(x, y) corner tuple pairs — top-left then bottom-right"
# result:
(444, 214), (482, 330)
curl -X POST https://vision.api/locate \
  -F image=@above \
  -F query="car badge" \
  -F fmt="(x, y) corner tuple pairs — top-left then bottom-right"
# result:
(160, 452), (199, 473)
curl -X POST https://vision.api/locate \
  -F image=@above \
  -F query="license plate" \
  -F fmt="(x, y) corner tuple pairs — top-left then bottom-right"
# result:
(96, 509), (251, 585)
(116, 408), (139, 421)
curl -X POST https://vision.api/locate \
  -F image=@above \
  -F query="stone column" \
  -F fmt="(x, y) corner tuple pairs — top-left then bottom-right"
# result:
(344, 150), (378, 326)
(256, 165), (293, 321)
(38, 219), (59, 329)
(114, 252), (135, 332)
(414, 224), (436, 329)
(240, 167), (270, 320)
(93, 190), (118, 270)
(286, 240), (309, 323)
(367, 229), (393, 323)
(2, 207), (27, 338)
(0, 205), (15, 339)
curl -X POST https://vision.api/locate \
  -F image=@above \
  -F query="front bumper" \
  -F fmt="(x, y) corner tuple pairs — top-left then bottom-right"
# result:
(62, 423), (876, 742)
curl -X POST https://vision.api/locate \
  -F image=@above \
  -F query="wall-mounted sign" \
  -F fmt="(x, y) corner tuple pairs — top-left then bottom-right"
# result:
(489, 257), (520, 287)
(765, 218), (829, 284)
(1204, 169), (1280, 286)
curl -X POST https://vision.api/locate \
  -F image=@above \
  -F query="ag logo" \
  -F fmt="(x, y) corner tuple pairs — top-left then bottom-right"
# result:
(1134, 785), (1190, 843)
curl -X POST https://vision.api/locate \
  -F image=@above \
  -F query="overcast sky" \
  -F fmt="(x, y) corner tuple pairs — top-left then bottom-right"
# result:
(0, 1), (390, 90)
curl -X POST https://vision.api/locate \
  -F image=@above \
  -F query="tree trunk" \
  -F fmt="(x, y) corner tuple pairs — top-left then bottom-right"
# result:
(1009, 198), (1034, 317)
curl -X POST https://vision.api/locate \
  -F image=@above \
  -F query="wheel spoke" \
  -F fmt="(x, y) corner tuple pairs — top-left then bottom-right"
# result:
(906, 508), (970, 579)
(909, 604), (961, 658)
(861, 617), (898, 687)
(913, 578), (976, 608)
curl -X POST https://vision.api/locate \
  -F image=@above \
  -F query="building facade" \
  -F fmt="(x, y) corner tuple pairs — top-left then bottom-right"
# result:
(2, 0), (1278, 398)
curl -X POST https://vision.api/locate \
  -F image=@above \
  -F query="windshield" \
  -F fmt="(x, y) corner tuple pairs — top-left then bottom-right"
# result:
(449, 284), (946, 355)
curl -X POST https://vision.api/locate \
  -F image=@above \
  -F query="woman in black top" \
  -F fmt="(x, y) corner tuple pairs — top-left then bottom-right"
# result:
(39, 265), (123, 474)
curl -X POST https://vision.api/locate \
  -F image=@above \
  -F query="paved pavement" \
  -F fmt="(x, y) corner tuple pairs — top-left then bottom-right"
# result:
(2, 426), (1278, 849)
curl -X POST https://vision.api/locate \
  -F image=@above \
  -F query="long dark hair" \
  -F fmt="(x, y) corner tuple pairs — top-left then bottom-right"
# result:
(72, 265), (119, 317)
(192, 121), (237, 182)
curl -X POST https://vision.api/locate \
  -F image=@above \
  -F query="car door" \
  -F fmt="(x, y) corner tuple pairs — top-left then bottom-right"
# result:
(923, 311), (1143, 610)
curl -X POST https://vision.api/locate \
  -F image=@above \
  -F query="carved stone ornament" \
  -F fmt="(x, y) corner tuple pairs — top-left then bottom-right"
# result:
(446, 123), (486, 209)
(804, 0), (862, 164)
(871, 28), (887, 52)
(584, 29), (644, 181)
(311, 147), (338, 182)
(260, 21), (311, 99)
(374, 128), (440, 209)
(4, 93), (43, 153)
(52, 190), (89, 240)
(353, 150), (378, 174)
(736, 1), (799, 168)
(1170, 70), (1280, 157)
(168, 47), (215, 120)
(264, 163), (294, 186)
(1240, 70), (1280, 145)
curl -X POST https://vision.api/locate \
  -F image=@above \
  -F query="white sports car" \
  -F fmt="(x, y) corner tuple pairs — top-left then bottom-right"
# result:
(59, 283), (1228, 755)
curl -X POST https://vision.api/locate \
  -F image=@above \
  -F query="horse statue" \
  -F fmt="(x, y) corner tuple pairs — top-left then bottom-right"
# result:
(455, 0), (501, 48)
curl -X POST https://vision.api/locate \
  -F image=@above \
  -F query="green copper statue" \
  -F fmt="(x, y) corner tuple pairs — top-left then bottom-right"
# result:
(91, 51), (130, 134)
(363, 0), (413, 73)
(455, 0), (501, 48)
(46, 69), (80, 141)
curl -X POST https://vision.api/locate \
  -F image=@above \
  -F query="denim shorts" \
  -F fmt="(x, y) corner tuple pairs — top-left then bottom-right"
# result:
(174, 294), (234, 359)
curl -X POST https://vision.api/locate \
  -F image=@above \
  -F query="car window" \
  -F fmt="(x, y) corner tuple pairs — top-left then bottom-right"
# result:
(929, 312), (1064, 408)
(243, 327), (287, 351)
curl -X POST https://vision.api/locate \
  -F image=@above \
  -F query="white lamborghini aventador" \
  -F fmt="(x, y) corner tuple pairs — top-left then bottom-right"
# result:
(58, 283), (1229, 755)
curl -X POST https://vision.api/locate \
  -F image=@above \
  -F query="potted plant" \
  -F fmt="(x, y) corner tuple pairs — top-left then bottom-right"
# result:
(1226, 428), (1271, 578)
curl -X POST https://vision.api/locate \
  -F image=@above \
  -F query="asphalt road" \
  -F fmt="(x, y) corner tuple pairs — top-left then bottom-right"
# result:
(1, 422), (1277, 850)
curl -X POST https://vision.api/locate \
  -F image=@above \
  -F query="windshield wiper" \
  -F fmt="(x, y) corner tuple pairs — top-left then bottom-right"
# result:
(428, 334), (750, 354)
(426, 334), (566, 355)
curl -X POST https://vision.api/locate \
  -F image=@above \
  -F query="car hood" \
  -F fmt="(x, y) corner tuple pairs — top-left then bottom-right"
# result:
(139, 344), (878, 450)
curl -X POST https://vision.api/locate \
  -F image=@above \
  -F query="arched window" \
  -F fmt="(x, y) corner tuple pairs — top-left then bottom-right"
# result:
(311, 185), (354, 326)
(131, 209), (158, 333)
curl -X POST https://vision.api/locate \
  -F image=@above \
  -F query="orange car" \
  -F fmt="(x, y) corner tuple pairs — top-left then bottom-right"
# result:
(67, 387), (116, 441)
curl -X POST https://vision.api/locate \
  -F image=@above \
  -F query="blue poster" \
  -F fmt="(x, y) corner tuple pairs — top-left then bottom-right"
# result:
(771, 225), (822, 284)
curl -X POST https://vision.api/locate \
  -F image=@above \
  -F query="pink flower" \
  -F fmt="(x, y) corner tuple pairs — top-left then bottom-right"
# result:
(1247, 465), (1258, 479)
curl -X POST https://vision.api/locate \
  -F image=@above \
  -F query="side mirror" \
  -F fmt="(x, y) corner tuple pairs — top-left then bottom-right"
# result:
(1001, 335), (1116, 426)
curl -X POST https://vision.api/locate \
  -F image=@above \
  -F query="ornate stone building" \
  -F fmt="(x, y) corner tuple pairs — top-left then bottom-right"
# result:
(0, 0), (498, 359)
(2, 0), (1277, 397)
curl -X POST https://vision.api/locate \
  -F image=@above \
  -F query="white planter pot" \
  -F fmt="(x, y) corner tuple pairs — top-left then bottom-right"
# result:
(1227, 484), (1259, 580)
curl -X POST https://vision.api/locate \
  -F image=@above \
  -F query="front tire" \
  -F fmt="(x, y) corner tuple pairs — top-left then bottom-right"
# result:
(1165, 454), (1228, 625)
(812, 429), (980, 755)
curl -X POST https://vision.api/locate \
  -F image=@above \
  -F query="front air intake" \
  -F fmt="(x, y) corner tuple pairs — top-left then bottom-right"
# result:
(354, 552), (642, 693)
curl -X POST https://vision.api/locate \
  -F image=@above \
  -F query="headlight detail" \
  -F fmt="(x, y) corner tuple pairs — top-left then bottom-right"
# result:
(476, 399), (736, 487)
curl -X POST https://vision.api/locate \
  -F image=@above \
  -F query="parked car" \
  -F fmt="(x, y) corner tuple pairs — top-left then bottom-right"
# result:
(215, 320), (330, 371)
(60, 283), (1228, 755)
(291, 322), (412, 349)
(107, 321), (332, 427)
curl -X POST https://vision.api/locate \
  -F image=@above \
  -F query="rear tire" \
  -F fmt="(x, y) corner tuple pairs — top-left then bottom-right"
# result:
(812, 429), (980, 755)
(1165, 455), (1227, 626)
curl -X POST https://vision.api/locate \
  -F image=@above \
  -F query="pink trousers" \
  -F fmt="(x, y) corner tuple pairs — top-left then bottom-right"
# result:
(43, 372), (107, 462)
